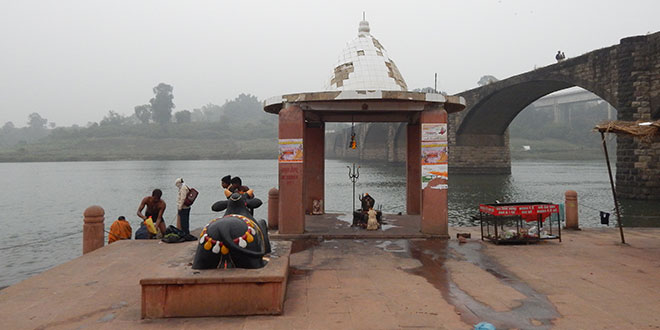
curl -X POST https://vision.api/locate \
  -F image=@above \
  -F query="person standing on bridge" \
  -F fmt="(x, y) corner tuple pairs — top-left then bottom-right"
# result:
(556, 50), (566, 62)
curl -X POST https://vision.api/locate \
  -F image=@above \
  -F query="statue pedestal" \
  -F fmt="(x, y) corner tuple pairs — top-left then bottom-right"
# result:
(140, 241), (291, 318)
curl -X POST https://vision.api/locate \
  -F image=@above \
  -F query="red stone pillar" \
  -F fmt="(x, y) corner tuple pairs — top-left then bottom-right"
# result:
(83, 205), (105, 254)
(267, 187), (279, 229)
(278, 104), (305, 234)
(565, 190), (579, 229)
(304, 122), (325, 214)
(420, 109), (449, 236)
(406, 123), (421, 215)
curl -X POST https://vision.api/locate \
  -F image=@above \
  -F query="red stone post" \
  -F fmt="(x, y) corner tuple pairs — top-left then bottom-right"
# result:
(268, 187), (279, 229)
(406, 123), (421, 215)
(277, 104), (305, 234)
(564, 190), (579, 229)
(420, 109), (449, 236)
(83, 205), (105, 254)
(304, 122), (325, 214)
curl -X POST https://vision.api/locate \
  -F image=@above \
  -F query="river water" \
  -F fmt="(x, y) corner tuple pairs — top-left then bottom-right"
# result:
(1, 159), (658, 288)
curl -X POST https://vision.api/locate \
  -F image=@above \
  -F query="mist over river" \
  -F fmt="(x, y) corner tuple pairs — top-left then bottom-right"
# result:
(1, 159), (658, 288)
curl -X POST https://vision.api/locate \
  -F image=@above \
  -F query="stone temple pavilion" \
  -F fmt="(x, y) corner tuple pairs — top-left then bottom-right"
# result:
(264, 18), (466, 237)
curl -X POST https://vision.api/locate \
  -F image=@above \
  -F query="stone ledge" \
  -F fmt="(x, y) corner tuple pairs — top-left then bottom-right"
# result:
(140, 241), (291, 319)
(271, 233), (449, 240)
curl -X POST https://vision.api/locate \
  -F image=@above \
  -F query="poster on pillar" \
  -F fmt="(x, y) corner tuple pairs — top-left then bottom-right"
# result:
(422, 142), (448, 165)
(421, 123), (447, 142)
(421, 123), (448, 189)
(422, 164), (448, 189)
(278, 139), (303, 163)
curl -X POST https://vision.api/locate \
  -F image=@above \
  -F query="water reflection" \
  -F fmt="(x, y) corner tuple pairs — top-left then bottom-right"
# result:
(325, 159), (659, 228)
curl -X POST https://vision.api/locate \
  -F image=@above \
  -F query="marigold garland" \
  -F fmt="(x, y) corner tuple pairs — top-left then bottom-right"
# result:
(199, 214), (258, 255)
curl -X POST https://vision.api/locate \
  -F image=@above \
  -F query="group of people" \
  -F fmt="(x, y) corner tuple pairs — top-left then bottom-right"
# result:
(107, 175), (250, 243)
(555, 50), (566, 62)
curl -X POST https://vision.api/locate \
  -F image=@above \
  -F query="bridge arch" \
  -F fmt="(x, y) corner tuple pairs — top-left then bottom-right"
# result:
(451, 32), (660, 199)
(456, 77), (616, 141)
(361, 123), (391, 160)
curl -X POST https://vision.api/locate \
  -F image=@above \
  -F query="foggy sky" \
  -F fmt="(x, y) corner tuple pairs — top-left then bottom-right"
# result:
(1, 0), (658, 127)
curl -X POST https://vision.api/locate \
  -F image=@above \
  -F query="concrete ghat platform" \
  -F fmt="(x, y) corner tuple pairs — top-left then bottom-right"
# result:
(271, 213), (449, 239)
(140, 241), (290, 318)
(1, 228), (660, 329)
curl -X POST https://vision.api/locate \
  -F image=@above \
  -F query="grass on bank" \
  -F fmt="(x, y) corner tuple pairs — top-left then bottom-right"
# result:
(0, 136), (277, 162)
(0, 134), (613, 163)
(509, 137), (613, 160)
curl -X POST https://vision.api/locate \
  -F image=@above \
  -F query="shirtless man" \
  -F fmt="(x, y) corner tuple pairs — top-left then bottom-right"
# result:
(137, 189), (167, 236)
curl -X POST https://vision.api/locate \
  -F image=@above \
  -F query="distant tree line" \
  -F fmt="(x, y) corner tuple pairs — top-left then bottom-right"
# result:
(1, 83), (275, 148)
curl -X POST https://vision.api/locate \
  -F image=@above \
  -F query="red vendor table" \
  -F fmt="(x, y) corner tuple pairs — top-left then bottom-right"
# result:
(479, 202), (561, 244)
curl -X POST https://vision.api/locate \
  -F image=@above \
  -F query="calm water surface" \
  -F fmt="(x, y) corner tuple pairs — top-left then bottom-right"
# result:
(0, 159), (658, 288)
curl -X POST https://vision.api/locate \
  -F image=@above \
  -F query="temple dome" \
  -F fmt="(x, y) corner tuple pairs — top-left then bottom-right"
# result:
(326, 19), (408, 91)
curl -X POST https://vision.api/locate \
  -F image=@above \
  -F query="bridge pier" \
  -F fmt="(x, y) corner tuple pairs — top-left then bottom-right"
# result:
(448, 130), (512, 174)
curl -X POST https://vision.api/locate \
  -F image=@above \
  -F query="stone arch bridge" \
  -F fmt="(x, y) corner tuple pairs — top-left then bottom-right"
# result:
(328, 32), (660, 199)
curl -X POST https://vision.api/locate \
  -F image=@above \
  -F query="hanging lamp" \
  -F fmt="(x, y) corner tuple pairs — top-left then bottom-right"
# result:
(349, 118), (357, 149)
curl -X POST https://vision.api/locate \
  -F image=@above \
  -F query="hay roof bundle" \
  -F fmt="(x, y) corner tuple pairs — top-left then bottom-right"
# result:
(594, 120), (660, 141)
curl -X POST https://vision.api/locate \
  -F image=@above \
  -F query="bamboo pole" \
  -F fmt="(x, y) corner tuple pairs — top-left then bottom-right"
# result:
(600, 131), (626, 244)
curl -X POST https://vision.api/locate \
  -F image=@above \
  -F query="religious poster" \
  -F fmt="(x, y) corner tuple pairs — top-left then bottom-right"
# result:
(421, 123), (447, 142)
(421, 142), (448, 165)
(421, 122), (448, 189)
(278, 139), (303, 163)
(422, 164), (448, 189)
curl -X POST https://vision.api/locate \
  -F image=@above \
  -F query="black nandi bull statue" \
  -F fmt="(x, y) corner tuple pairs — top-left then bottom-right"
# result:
(192, 189), (271, 269)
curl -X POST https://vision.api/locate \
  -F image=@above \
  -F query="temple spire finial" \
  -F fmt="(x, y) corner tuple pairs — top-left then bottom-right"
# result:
(358, 12), (370, 34)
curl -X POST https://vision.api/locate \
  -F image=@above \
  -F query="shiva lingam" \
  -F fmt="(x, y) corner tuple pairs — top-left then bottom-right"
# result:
(352, 193), (383, 229)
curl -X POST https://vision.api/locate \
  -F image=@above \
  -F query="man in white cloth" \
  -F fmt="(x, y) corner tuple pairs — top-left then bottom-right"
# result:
(175, 178), (191, 235)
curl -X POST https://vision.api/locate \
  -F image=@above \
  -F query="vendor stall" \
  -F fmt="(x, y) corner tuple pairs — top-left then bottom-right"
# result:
(480, 202), (561, 244)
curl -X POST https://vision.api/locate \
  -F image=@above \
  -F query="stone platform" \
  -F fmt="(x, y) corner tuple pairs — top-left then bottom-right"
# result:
(271, 213), (448, 239)
(1, 227), (660, 329)
(140, 241), (291, 318)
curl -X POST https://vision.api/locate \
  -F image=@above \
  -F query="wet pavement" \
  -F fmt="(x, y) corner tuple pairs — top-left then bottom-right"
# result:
(405, 240), (558, 329)
(1, 227), (660, 329)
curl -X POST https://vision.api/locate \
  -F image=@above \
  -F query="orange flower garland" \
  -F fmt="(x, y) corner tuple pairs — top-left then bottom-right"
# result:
(199, 214), (258, 255)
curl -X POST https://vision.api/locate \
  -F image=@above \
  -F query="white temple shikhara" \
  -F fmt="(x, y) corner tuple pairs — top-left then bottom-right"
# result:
(326, 18), (408, 91)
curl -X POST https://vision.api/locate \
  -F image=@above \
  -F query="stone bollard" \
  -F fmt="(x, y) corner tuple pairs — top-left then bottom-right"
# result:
(268, 188), (279, 230)
(83, 205), (105, 254)
(564, 190), (579, 229)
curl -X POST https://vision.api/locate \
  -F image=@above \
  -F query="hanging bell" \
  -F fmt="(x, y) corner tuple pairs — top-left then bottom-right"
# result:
(238, 237), (247, 248)
(221, 245), (229, 254)
(200, 234), (207, 244)
(246, 232), (254, 243)
(212, 242), (221, 254)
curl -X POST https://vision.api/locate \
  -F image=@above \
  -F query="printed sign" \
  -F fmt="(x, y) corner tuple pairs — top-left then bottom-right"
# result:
(421, 142), (448, 165)
(421, 122), (448, 189)
(479, 204), (560, 216)
(422, 164), (447, 189)
(278, 139), (303, 163)
(422, 123), (447, 142)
